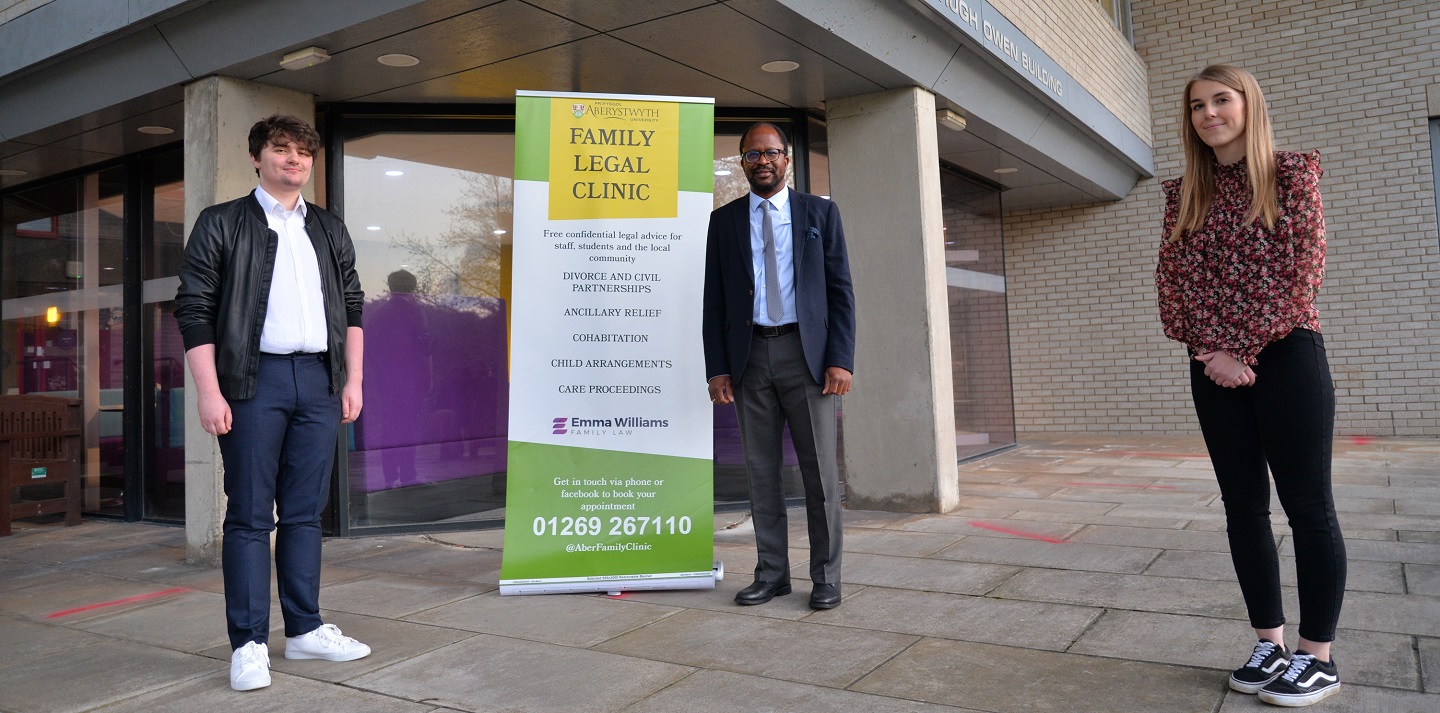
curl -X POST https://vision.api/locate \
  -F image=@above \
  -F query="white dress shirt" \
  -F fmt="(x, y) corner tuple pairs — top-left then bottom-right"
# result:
(254, 186), (328, 354)
(748, 187), (797, 326)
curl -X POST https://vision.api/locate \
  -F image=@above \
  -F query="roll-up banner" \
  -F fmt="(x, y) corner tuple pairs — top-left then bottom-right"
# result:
(500, 91), (718, 595)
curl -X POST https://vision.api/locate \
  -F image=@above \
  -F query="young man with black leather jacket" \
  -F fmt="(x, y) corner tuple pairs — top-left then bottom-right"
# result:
(175, 114), (369, 692)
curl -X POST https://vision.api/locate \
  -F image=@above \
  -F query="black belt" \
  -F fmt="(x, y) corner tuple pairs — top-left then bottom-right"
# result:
(753, 323), (798, 337)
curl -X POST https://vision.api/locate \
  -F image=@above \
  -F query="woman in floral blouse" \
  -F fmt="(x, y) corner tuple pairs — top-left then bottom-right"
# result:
(1156, 65), (1346, 708)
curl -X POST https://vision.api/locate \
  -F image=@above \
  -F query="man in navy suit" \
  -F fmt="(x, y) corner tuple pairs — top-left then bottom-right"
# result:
(702, 122), (856, 610)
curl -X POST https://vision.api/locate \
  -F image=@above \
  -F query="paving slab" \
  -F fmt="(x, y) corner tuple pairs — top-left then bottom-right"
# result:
(1406, 564), (1440, 596)
(952, 495), (1118, 516)
(63, 544), (215, 582)
(1343, 538), (1440, 565)
(1216, 684), (1440, 712)
(94, 670), (438, 713)
(0, 573), (190, 623)
(349, 632), (693, 712)
(839, 529), (963, 557)
(597, 608), (916, 688)
(1400, 531), (1440, 544)
(841, 508), (928, 529)
(1334, 497), (1398, 514)
(1047, 486), (1221, 507)
(1071, 610), (1420, 690)
(319, 572), (492, 619)
(852, 637), (1224, 713)
(897, 516), (1085, 541)
(1337, 590), (1440, 637)
(333, 539), (503, 581)
(1395, 499), (1440, 517)
(839, 551), (1018, 595)
(0, 558), (73, 594)
(0, 615), (110, 669)
(1069, 524), (1236, 552)
(1106, 502), (1229, 522)
(1145, 549), (1406, 594)
(1420, 637), (1440, 694)
(257, 610), (477, 683)
(1334, 512), (1440, 533)
(1008, 509), (1192, 529)
(992, 568), (1249, 619)
(406, 589), (680, 646)
(813, 586), (1100, 651)
(621, 668), (979, 712)
(614, 566), (825, 622)
(71, 589), (251, 654)
(0, 637), (218, 713)
(934, 534), (1161, 574)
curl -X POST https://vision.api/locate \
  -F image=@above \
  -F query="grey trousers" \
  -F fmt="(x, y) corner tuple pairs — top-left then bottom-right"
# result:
(734, 330), (843, 584)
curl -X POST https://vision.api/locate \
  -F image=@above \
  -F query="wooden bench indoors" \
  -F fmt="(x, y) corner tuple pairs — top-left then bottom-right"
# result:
(0, 395), (83, 537)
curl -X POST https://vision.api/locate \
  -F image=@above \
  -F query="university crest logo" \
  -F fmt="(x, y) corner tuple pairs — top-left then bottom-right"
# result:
(571, 103), (587, 118)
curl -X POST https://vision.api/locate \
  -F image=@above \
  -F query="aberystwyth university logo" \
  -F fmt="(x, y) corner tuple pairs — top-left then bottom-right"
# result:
(572, 103), (587, 118)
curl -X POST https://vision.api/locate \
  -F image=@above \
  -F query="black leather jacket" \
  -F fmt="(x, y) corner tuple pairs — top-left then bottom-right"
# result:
(175, 193), (364, 400)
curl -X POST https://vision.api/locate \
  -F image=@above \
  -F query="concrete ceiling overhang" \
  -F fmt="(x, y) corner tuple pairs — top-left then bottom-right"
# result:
(0, 0), (1152, 210)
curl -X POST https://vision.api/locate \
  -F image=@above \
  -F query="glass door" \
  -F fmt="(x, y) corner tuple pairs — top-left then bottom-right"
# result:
(1, 148), (185, 522)
(2, 167), (127, 514)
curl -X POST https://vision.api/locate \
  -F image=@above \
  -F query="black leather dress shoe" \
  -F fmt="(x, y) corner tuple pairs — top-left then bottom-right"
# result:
(809, 583), (841, 609)
(734, 579), (791, 605)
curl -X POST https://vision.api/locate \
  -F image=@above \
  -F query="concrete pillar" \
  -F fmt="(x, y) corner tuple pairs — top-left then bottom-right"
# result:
(827, 86), (959, 513)
(182, 76), (314, 565)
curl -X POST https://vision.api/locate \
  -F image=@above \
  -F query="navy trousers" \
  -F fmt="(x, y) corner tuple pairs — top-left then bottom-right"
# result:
(220, 353), (340, 650)
(1190, 328), (1346, 643)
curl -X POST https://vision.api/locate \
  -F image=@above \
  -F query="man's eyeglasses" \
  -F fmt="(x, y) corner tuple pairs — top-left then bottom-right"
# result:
(742, 149), (787, 164)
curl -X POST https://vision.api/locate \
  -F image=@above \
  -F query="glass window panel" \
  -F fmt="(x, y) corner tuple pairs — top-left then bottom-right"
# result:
(146, 149), (186, 520)
(940, 168), (1016, 460)
(343, 132), (514, 527)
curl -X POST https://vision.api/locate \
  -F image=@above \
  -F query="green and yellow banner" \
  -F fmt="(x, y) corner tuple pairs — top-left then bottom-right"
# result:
(501, 91), (717, 595)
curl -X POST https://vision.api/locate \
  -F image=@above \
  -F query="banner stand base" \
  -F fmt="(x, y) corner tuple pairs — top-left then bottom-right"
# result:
(502, 560), (724, 596)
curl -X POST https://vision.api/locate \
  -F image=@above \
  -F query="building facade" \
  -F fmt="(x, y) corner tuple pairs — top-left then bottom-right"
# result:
(0, 0), (1435, 562)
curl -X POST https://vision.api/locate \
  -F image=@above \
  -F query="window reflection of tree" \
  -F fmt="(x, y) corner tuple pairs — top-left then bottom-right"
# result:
(395, 172), (512, 298)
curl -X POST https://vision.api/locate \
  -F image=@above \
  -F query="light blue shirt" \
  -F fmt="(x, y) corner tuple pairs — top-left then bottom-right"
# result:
(748, 187), (797, 326)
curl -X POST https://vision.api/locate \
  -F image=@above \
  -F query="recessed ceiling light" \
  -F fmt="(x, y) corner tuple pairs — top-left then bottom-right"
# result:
(993, 167), (1018, 174)
(761, 60), (799, 73)
(138, 126), (174, 135)
(377, 53), (420, 67)
(714, 169), (732, 176)
(493, 229), (507, 235)
(384, 170), (405, 176)
(366, 226), (382, 231)
(0, 169), (27, 176)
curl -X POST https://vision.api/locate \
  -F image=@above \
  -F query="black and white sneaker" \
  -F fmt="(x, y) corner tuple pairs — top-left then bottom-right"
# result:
(1229, 639), (1291, 694)
(1258, 651), (1340, 707)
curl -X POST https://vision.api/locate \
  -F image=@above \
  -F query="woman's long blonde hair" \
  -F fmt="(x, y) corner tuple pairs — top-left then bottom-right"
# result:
(1170, 65), (1279, 242)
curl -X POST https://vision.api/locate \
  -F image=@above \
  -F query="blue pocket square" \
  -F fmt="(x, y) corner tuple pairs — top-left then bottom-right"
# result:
(806, 226), (820, 240)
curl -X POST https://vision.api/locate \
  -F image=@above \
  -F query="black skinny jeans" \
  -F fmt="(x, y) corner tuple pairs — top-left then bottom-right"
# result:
(1190, 328), (1346, 643)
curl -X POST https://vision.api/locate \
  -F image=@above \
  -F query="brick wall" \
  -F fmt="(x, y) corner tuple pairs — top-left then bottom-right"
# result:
(991, 0), (1151, 145)
(1004, 0), (1440, 436)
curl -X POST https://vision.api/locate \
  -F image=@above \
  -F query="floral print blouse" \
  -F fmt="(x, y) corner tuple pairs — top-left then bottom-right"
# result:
(1156, 151), (1325, 365)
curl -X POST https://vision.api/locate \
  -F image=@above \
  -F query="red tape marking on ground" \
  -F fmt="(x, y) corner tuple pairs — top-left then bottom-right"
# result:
(1116, 451), (1209, 459)
(46, 587), (189, 619)
(968, 521), (1066, 544)
(1064, 482), (1178, 490)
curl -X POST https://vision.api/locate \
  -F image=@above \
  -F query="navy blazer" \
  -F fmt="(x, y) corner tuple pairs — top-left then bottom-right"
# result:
(702, 189), (856, 385)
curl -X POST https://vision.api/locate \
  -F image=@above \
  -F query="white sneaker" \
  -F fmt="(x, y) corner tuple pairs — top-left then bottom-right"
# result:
(229, 641), (271, 691)
(284, 623), (372, 661)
